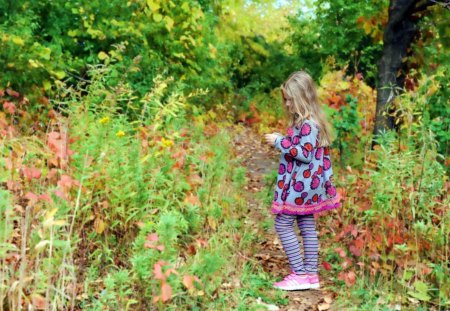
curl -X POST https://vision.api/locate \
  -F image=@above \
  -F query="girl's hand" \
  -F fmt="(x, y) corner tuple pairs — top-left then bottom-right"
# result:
(264, 133), (283, 146)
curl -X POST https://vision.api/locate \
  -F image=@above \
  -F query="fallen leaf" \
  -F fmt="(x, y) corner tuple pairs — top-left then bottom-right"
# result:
(318, 302), (330, 311)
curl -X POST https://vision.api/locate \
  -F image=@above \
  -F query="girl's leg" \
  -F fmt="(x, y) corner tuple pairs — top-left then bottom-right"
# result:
(274, 213), (305, 274)
(296, 214), (319, 273)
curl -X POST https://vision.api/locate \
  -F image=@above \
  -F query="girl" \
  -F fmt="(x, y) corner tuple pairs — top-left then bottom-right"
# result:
(264, 71), (341, 291)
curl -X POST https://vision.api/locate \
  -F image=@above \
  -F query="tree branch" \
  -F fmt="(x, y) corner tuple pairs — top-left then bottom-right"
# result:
(413, 0), (450, 13)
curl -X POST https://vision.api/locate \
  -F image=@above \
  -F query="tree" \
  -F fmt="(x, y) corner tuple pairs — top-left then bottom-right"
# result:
(372, 0), (449, 143)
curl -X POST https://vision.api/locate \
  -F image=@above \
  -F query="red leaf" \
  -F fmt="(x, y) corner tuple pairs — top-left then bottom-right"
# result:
(146, 233), (159, 242)
(354, 237), (364, 249)
(161, 282), (172, 302)
(32, 294), (47, 309)
(164, 268), (178, 277)
(345, 271), (356, 287)
(22, 166), (42, 180)
(153, 262), (165, 281)
(335, 247), (346, 258)
(3, 101), (16, 114)
(322, 261), (332, 271)
(349, 245), (361, 257)
(183, 275), (195, 290)
(24, 192), (39, 205)
(6, 88), (20, 98)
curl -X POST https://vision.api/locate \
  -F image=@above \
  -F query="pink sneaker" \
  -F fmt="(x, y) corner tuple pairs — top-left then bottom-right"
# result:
(273, 272), (311, 291)
(306, 273), (320, 289)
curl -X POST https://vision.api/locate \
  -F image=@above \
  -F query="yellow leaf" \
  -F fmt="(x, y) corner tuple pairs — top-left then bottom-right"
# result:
(52, 220), (67, 226)
(153, 13), (163, 22)
(68, 30), (78, 37)
(181, 2), (190, 12)
(12, 37), (24, 46)
(164, 16), (174, 31)
(94, 217), (106, 234)
(43, 208), (58, 227)
(43, 80), (52, 91)
(28, 59), (41, 68)
(98, 51), (109, 60)
(207, 217), (217, 230)
(173, 53), (185, 59)
(147, 0), (160, 11)
(53, 70), (66, 79)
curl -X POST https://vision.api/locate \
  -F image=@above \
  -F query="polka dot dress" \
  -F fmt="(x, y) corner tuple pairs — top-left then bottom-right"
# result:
(272, 119), (341, 215)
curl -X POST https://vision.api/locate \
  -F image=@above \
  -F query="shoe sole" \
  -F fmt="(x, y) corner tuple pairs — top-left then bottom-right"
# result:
(309, 283), (320, 289)
(274, 285), (311, 291)
(273, 283), (321, 291)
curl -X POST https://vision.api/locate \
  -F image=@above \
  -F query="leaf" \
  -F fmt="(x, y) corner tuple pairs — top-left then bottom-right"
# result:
(345, 271), (356, 287)
(164, 16), (174, 31)
(31, 293), (47, 309)
(98, 51), (109, 60)
(153, 14), (163, 22)
(146, 0), (160, 11)
(3, 101), (16, 114)
(184, 193), (201, 206)
(318, 303), (330, 311)
(43, 208), (58, 227)
(53, 70), (66, 79)
(6, 88), (20, 97)
(322, 261), (332, 271)
(153, 261), (166, 280)
(24, 192), (39, 205)
(94, 217), (105, 234)
(12, 37), (24, 46)
(35, 240), (50, 251)
(334, 247), (346, 258)
(161, 282), (172, 302)
(183, 275), (195, 290)
(22, 166), (42, 180)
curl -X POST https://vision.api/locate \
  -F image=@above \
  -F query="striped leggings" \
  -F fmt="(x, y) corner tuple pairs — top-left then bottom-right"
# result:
(274, 213), (319, 274)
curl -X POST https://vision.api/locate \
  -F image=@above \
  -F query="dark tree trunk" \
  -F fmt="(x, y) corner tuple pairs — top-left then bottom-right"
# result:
(371, 0), (442, 147)
(373, 0), (419, 144)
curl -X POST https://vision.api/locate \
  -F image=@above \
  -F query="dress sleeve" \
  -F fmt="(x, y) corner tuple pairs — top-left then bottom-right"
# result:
(274, 120), (318, 164)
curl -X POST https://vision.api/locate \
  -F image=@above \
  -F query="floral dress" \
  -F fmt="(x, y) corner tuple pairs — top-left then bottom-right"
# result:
(272, 119), (341, 215)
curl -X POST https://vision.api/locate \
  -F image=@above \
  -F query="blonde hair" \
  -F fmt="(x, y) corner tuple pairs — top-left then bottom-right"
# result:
(281, 71), (333, 147)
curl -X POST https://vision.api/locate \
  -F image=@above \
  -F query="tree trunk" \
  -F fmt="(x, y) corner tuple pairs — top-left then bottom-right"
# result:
(372, 0), (421, 145)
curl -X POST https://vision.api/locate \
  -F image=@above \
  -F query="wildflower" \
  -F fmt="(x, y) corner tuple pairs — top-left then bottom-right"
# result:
(116, 130), (125, 137)
(99, 116), (110, 124)
(161, 137), (174, 148)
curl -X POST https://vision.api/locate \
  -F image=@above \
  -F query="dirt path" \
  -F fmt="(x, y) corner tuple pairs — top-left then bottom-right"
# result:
(231, 125), (334, 311)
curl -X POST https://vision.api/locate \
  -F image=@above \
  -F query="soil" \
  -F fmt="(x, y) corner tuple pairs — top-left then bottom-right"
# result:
(231, 125), (335, 311)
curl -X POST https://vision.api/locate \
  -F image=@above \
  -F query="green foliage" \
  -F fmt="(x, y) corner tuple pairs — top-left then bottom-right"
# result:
(330, 95), (363, 167)
(0, 0), (230, 103)
(287, 0), (388, 85)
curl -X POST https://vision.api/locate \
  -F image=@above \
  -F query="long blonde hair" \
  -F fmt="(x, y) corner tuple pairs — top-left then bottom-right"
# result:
(281, 71), (333, 147)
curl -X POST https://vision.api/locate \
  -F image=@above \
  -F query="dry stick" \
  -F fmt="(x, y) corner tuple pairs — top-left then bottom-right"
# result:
(45, 225), (54, 311)
(17, 205), (31, 310)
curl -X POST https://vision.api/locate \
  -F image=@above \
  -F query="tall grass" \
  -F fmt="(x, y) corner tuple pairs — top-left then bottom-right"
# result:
(0, 65), (275, 310)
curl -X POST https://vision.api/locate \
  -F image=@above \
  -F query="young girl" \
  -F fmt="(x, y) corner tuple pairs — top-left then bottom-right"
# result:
(264, 71), (341, 291)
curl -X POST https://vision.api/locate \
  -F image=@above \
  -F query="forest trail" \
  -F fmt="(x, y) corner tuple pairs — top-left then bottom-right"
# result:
(231, 125), (335, 311)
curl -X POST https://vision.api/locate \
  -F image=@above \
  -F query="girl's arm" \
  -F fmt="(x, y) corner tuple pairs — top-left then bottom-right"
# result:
(274, 120), (318, 164)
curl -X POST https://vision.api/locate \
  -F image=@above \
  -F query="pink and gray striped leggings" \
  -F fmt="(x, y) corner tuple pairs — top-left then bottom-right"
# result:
(274, 213), (319, 274)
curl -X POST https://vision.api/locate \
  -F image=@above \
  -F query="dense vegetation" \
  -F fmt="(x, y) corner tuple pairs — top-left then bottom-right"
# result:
(1, 0), (448, 310)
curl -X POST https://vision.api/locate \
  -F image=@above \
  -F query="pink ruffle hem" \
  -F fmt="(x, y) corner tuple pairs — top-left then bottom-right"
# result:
(271, 193), (342, 215)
